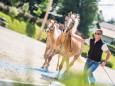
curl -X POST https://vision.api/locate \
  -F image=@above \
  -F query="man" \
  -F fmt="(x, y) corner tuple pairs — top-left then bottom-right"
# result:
(71, 29), (111, 85)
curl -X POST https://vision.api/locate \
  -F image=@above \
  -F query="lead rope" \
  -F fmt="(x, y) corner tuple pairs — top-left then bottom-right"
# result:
(102, 67), (114, 85)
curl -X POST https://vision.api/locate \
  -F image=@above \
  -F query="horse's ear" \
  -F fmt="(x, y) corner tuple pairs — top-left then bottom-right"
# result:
(70, 11), (72, 14)
(69, 11), (72, 16)
(75, 14), (80, 18)
(54, 20), (57, 23)
(68, 11), (72, 16)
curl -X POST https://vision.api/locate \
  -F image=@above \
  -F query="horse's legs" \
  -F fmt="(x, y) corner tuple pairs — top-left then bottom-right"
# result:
(41, 59), (46, 68)
(41, 48), (49, 68)
(56, 54), (61, 71)
(63, 57), (70, 77)
(47, 41), (57, 57)
(48, 49), (55, 57)
(59, 57), (65, 72)
(44, 51), (57, 69)
(44, 56), (52, 69)
(69, 54), (80, 67)
(46, 47), (53, 56)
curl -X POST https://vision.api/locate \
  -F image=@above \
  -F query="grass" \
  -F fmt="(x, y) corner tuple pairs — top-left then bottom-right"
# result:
(59, 72), (106, 86)
(0, 11), (47, 41)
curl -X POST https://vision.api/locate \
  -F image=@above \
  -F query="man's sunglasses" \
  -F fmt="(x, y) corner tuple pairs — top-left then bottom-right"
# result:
(95, 33), (102, 35)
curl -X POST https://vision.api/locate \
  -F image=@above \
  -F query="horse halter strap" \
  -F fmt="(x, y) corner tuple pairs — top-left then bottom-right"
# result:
(47, 22), (56, 31)
(65, 17), (74, 30)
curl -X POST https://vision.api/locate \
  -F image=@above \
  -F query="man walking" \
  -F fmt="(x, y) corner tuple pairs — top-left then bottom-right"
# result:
(71, 29), (111, 85)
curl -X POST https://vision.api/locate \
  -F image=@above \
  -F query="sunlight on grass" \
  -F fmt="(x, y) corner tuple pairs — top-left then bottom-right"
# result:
(0, 11), (47, 41)
(59, 71), (106, 86)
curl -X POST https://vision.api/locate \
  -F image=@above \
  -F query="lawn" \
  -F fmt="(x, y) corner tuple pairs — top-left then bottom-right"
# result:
(0, 11), (47, 41)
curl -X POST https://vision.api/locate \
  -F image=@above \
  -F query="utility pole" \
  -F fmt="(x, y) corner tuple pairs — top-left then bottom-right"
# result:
(38, 0), (53, 40)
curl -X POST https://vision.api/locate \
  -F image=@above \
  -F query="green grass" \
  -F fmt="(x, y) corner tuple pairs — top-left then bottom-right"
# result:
(59, 72), (106, 86)
(0, 11), (47, 41)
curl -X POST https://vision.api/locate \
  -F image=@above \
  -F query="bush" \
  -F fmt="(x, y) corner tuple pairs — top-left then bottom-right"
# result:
(101, 60), (113, 68)
(107, 44), (115, 56)
(81, 52), (87, 58)
(41, 38), (47, 43)
(111, 41), (115, 45)
(0, 2), (9, 13)
(106, 61), (113, 68)
(22, 3), (29, 14)
(9, 6), (19, 17)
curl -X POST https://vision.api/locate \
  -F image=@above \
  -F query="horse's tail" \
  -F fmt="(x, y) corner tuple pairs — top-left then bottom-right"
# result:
(77, 41), (85, 63)
(77, 55), (85, 63)
(56, 54), (61, 71)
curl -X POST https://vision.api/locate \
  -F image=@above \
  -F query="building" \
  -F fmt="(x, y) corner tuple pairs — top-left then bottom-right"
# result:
(99, 22), (115, 43)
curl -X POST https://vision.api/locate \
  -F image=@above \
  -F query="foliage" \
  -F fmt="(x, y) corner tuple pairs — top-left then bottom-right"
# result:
(0, 11), (47, 41)
(106, 61), (113, 68)
(54, 0), (98, 36)
(22, 3), (29, 14)
(33, 0), (50, 16)
(107, 18), (115, 25)
(1, 0), (50, 17)
(60, 72), (106, 86)
(110, 41), (115, 45)
(107, 43), (115, 56)
(1, 0), (22, 7)
(9, 6), (19, 17)
(81, 52), (87, 58)
(96, 10), (104, 22)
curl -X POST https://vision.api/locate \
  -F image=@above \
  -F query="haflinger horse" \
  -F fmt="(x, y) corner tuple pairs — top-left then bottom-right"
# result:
(45, 12), (84, 76)
(41, 19), (64, 70)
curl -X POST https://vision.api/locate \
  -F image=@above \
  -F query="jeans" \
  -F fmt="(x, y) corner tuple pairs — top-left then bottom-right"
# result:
(84, 58), (100, 83)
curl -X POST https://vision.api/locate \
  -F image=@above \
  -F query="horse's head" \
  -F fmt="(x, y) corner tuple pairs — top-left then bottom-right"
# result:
(66, 13), (80, 34)
(71, 13), (80, 25)
(46, 20), (57, 33)
(64, 12), (75, 33)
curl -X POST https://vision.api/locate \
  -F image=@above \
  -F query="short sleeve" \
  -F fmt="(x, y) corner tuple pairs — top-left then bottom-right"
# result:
(101, 44), (109, 51)
(85, 38), (90, 46)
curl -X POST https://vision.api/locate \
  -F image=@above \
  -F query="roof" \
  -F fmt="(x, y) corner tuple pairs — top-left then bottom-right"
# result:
(99, 22), (115, 39)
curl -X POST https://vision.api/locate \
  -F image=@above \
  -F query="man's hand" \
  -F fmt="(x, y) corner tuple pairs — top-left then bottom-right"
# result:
(101, 61), (107, 67)
(101, 50), (111, 67)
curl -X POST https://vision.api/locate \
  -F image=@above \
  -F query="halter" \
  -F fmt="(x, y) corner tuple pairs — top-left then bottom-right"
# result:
(64, 17), (75, 31)
(46, 21), (56, 32)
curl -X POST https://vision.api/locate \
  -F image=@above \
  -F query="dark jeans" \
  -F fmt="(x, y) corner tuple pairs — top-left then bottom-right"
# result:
(84, 58), (100, 84)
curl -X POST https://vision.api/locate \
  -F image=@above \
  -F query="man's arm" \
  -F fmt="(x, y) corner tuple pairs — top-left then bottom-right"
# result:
(101, 50), (111, 67)
(71, 34), (85, 43)
(105, 50), (111, 62)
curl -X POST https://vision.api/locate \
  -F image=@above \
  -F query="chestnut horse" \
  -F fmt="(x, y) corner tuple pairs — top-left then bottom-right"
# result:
(45, 13), (84, 74)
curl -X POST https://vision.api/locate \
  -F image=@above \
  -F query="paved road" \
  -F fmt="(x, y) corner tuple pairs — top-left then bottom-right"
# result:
(0, 26), (115, 86)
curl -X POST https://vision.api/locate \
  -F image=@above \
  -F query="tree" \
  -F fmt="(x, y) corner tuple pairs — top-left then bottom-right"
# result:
(23, 0), (50, 17)
(1, 0), (22, 6)
(55, 0), (98, 36)
(9, 6), (19, 17)
(33, 0), (50, 16)
(97, 10), (104, 22)
(107, 18), (115, 25)
(22, 3), (29, 14)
